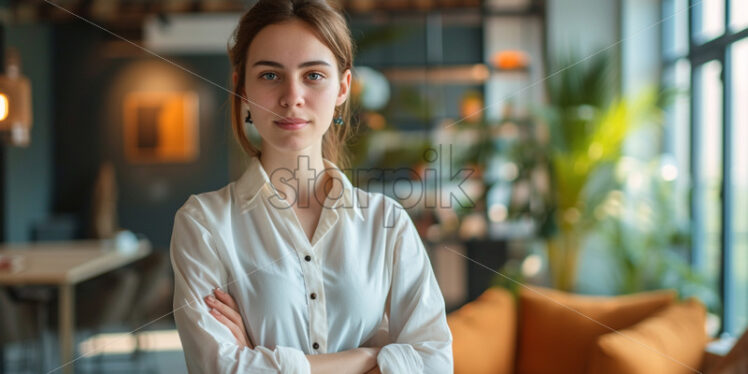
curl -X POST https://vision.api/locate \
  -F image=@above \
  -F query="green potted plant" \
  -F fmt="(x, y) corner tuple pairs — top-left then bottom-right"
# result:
(539, 51), (669, 291)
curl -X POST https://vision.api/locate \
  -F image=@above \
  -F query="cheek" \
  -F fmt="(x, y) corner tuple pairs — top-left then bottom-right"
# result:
(311, 84), (341, 109)
(244, 82), (266, 100)
(244, 91), (277, 119)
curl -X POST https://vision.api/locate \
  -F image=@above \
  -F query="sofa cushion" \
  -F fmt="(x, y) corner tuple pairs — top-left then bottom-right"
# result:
(447, 287), (516, 374)
(586, 298), (707, 374)
(516, 286), (676, 374)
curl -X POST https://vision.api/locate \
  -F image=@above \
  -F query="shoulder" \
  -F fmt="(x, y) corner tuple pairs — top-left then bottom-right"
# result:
(351, 189), (414, 242)
(352, 189), (407, 222)
(175, 183), (235, 227)
(171, 184), (234, 260)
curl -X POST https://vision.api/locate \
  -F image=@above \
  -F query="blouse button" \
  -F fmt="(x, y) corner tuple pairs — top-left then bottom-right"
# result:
(310, 292), (317, 300)
(312, 342), (319, 350)
(304, 255), (312, 262)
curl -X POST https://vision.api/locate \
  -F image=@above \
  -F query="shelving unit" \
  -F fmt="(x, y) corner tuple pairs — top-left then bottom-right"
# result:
(346, 3), (551, 280)
(347, 0), (546, 175)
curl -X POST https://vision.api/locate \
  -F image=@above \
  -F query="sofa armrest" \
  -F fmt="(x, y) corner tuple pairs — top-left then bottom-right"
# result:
(702, 332), (748, 374)
(702, 349), (726, 373)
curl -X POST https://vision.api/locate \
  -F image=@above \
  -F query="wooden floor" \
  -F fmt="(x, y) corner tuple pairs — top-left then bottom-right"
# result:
(1, 329), (188, 374)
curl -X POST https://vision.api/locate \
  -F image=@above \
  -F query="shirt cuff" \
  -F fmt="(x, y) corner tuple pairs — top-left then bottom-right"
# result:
(377, 343), (423, 374)
(276, 345), (311, 374)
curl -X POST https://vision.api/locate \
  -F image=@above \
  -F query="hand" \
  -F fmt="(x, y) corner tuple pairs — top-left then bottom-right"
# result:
(205, 288), (253, 348)
(364, 366), (381, 374)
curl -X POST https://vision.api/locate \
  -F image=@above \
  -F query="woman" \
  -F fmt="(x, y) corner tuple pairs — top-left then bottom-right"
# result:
(169, 1), (453, 373)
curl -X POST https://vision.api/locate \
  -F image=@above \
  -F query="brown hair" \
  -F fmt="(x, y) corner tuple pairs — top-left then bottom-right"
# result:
(228, 0), (355, 170)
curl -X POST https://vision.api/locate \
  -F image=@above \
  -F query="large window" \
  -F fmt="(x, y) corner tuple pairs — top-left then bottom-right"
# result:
(729, 37), (748, 337)
(662, 0), (748, 336)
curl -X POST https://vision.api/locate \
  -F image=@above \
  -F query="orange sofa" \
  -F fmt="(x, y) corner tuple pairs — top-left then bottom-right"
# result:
(447, 286), (714, 374)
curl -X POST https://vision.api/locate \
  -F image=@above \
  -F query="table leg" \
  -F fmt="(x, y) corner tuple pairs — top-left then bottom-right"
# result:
(1, 341), (5, 374)
(59, 284), (74, 374)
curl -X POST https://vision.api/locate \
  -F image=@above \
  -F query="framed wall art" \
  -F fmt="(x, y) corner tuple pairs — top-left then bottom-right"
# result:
(122, 91), (199, 163)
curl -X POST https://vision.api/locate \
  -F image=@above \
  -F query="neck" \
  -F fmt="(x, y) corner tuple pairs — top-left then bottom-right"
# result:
(259, 146), (330, 208)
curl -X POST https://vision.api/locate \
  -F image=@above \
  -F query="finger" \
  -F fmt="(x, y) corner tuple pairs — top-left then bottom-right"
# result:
(207, 293), (253, 349)
(209, 308), (238, 336)
(209, 308), (245, 346)
(205, 295), (243, 326)
(247, 335), (255, 349)
(213, 288), (239, 312)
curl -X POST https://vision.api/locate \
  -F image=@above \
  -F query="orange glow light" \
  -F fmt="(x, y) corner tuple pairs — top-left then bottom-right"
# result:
(491, 50), (529, 70)
(0, 93), (8, 121)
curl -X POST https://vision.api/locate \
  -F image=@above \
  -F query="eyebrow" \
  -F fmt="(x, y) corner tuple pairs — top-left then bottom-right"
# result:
(251, 60), (332, 69)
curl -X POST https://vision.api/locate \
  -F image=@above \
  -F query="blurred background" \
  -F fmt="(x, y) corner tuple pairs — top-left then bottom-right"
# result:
(0, 0), (746, 373)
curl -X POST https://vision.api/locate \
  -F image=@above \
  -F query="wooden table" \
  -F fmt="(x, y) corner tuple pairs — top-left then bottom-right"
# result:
(0, 239), (151, 374)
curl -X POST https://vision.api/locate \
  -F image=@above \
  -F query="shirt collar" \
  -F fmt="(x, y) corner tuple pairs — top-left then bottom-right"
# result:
(235, 156), (364, 221)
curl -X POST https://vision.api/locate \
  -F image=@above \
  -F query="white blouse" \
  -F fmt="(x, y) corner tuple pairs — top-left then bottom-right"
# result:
(170, 156), (453, 374)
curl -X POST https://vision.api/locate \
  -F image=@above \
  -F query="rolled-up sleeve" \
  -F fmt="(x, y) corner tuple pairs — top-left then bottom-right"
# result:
(170, 201), (311, 374)
(377, 204), (453, 373)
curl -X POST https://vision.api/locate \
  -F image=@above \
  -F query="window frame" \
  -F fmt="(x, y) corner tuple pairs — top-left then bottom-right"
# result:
(663, 0), (747, 335)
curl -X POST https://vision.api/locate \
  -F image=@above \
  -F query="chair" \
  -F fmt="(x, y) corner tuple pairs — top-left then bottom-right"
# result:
(0, 286), (53, 373)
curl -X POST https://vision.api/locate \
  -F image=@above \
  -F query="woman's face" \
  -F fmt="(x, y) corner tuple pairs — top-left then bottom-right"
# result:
(240, 19), (351, 154)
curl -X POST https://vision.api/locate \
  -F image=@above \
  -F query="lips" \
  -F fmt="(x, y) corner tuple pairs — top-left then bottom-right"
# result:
(273, 117), (310, 130)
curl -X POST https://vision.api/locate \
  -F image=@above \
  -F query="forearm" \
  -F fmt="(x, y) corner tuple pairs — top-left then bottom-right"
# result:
(306, 348), (378, 374)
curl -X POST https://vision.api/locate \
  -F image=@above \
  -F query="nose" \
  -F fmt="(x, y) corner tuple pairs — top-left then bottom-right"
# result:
(279, 78), (305, 108)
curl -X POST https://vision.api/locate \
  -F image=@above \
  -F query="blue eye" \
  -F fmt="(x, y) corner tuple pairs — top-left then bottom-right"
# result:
(260, 72), (277, 80)
(308, 72), (323, 81)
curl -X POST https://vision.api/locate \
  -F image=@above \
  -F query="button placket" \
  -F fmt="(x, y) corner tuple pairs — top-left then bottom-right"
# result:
(271, 187), (331, 354)
(304, 204), (340, 353)
(303, 251), (328, 353)
(288, 226), (328, 353)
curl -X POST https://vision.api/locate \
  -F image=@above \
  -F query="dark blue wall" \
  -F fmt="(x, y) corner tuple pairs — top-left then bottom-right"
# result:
(52, 24), (231, 250)
(3, 24), (53, 243)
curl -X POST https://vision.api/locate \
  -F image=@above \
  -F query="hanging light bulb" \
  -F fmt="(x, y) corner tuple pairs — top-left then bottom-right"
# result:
(0, 48), (32, 147)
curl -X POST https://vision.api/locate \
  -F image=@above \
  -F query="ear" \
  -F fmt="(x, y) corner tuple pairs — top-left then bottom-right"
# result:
(233, 71), (248, 104)
(335, 68), (352, 106)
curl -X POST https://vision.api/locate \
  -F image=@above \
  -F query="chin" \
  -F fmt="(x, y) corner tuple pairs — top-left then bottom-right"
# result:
(267, 138), (318, 154)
